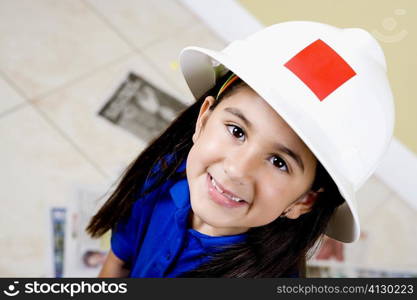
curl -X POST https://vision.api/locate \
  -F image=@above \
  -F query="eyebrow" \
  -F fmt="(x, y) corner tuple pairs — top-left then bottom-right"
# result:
(224, 107), (252, 129)
(224, 107), (305, 173)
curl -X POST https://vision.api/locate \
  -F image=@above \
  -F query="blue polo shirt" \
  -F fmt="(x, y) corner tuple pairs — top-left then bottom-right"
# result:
(110, 159), (248, 277)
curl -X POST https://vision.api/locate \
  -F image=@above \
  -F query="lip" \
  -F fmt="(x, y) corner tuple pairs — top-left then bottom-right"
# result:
(206, 173), (248, 208)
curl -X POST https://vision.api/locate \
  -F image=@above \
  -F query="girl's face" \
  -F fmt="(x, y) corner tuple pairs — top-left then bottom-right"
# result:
(186, 85), (320, 236)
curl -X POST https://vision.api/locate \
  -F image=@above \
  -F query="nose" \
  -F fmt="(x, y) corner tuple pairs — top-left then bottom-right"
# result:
(223, 148), (256, 185)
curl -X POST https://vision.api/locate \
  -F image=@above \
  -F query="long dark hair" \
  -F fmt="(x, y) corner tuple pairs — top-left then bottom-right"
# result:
(86, 71), (345, 277)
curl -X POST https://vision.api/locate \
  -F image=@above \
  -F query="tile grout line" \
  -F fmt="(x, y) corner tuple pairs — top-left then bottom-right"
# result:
(80, 0), (139, 51)
(0, 101), (28, 119)
(0, 0), (202, 178)
(136, 23), (228, 101)
(30, 103), (111, 179)
(81, 0), (201, 53)
(81, 0), (208, 101)
(79, 0), (188, 98)
(0, 70), (32, 115)
(134, 25), (215, 102)
(81, 0), (172, 92)
(0, 70), (110, 179)
(135, 48), (188, 99)
(30, 51), (136, 102)
(0, 51), (136, 110)
(82, 2), (189, 101)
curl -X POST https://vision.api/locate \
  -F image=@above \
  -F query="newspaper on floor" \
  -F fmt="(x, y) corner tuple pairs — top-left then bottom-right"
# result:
(98, 72), (187, 143)
(62, 180), (115, 277)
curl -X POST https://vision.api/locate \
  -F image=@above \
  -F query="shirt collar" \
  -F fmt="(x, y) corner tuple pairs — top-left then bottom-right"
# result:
(169, 178), (190, 209)
(169, 159), (189, 209)
(188, 228), (247, 251)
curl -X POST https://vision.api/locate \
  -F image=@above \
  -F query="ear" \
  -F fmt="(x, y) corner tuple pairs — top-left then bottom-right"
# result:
(192, 96), (216, 143)
(283, 188), (324, 219)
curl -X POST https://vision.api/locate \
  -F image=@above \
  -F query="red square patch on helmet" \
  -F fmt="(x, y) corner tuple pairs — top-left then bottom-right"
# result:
(284, 39), (356, 101)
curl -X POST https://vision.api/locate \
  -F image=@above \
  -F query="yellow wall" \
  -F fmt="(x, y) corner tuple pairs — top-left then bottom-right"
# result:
(239, 0), (417, 154)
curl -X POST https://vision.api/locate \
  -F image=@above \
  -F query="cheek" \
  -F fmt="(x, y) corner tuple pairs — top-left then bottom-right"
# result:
(189, 123), (228, 166)
(250, 180), (293, 224)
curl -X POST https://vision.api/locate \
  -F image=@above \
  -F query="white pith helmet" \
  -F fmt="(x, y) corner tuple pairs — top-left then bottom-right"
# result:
(179, 21), (395, 243)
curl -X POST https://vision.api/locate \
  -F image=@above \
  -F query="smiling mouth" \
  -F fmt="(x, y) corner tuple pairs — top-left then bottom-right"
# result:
(208, 173), (247, 204)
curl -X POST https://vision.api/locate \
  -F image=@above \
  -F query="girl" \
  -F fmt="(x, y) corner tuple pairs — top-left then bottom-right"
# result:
(87, 21), (394, 278)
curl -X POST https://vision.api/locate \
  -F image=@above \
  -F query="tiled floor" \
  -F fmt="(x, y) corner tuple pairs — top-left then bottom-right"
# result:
(0, 0), (226, 277)
(1, 0), (416, 277)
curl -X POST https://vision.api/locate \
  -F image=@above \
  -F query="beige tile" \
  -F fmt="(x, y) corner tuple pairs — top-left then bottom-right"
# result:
(0, 105), (107, 277)
(86, 0), (198, 49)
(356, 175), (394, 225)
(0, 0), (131, 99)
(0, 77), (26, 114)
(35, 53), (186, 177)
(358, 193), (417, 271)
(142, 23), (226, 99)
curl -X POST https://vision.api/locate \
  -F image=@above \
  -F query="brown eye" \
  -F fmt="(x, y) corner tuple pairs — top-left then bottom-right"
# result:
(270, 156), (289, 173)
(226, 124), (245, 141)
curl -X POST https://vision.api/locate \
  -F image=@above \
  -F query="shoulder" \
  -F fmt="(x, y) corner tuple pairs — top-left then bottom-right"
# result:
(133, 156), (187, 212)
(140, 153), (186, 193)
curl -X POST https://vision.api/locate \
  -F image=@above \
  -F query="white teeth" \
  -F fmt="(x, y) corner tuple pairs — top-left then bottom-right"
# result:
(211, 176), (244, 202)
(211, 177), (223, 194)
(230, 196), (242, 202)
